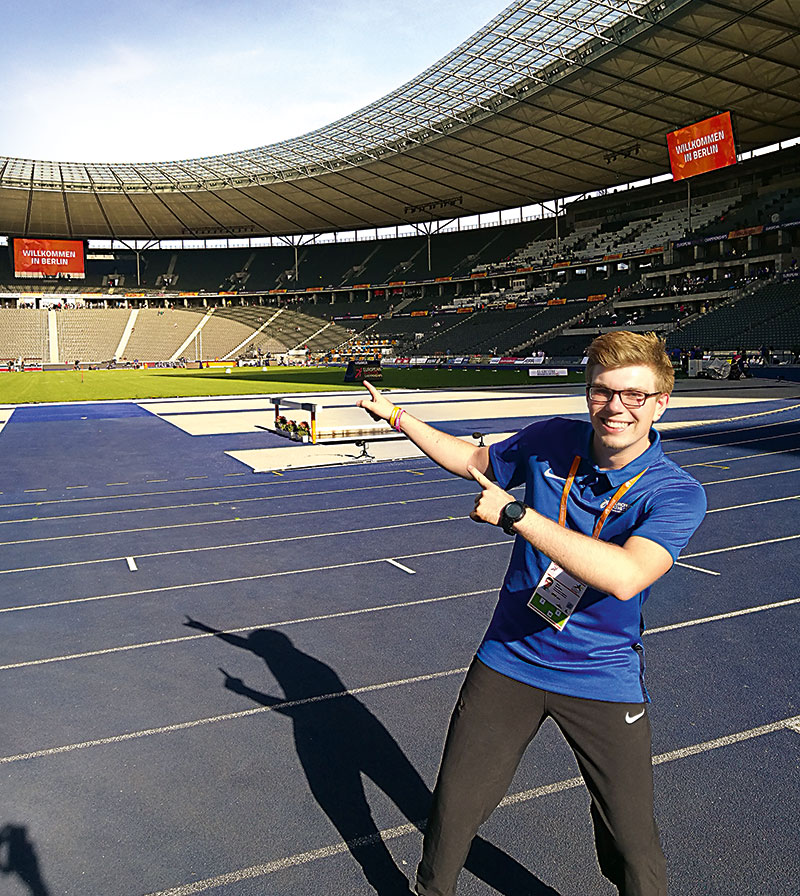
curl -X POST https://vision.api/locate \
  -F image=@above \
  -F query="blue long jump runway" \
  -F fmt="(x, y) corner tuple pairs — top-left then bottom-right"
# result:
(0, 380), (799, 896)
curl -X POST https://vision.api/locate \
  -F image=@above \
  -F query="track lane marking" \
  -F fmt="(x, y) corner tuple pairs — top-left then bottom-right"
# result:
(683, 533), (800, 558)
(386, 559), (416, 574)
(0, 476), (454, 526)
(702, 466), (800, 485)
(0, 667), (471, 764)
(683, 447), (798, 468)
(3, 594), (798, 674)
(0, 466), (435, 510)
(664, 420), (800, 453)
(675, 562), (720, 575)
(139, 711), (800, 896)
(0, 542), (508, 615)
(0, 489), (474, 545)
(0, 590), (496, 671)
(0, 516), (478, 576)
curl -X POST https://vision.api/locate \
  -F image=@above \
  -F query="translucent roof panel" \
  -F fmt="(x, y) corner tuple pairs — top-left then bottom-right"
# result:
(0, 0), (654, 191)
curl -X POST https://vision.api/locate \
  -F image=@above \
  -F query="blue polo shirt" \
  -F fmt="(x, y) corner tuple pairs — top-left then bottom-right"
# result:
(477, 417), (706, 703)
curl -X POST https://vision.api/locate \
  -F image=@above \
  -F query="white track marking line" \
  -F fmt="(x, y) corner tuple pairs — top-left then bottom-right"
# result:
(87, 715), (800, 896)
(646, 597), (800, 635)
(786, 721), (800, 735)
(4, 667), (797, 769)
(126, 557), (138, 572)
(1, 462), (795, 529)
(683, 533), (800, 558)
(0, 488), (472, 544)
(0, 542), (508, 615)
(2, 526), (799, 615)
(385, 559), (416, 574)
(706, 494), (800, 514)
(0, 485), (795, 552)
(650, 716), (800, 765)
(0, 590), (497, 671)
(0, 516), (474, 575)
(702, 466), (800, 485)
(664, 419), (800, 453)
(0, 667), (471, 764)
(675, 562), (720, 575)
(4, 592), (797, 674)
(0, 466), (433, 510)
(0, 475), (453, 526)
(683, 447), (797, 468)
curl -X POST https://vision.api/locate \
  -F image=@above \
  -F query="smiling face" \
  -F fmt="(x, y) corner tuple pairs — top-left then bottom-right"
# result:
(587, 364), (670, 469)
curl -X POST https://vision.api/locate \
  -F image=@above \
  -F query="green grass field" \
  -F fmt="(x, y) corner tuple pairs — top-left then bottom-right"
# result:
(0, 366), (585, 404)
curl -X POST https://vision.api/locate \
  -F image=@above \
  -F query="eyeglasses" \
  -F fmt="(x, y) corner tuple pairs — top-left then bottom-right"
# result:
(586, 386), (662, 409)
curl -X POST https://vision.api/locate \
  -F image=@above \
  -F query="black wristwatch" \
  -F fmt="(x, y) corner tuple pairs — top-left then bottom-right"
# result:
(499, 500), (528, 535)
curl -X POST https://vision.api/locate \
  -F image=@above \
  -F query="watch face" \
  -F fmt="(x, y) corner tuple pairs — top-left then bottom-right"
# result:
(504, 501), (525, 522)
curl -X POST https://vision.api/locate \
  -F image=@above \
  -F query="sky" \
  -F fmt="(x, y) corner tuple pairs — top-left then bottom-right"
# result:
(1, 0), (504, 165)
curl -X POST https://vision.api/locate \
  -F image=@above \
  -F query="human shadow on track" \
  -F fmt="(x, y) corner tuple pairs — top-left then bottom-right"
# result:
(0, 823), (50, 896)
(185, 619), (562, 896)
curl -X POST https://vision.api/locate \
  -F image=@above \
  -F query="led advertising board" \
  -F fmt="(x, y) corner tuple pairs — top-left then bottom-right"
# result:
(667, 112), (737, 182)
(13, 238), (85, 279)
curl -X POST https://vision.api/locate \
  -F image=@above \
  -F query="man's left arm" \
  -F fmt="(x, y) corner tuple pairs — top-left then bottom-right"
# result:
(468, 466), (675, 601)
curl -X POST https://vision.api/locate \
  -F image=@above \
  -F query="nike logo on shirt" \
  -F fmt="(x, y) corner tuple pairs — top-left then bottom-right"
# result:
(543, 468), (567, 482)
(625, 709), (646, 724)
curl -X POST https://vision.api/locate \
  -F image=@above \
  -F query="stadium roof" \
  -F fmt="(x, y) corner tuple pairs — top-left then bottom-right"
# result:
(1, 0), (798, 240)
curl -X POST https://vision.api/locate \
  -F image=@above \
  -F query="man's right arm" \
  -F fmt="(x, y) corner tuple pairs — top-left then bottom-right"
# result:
(357, 380), (493, 481)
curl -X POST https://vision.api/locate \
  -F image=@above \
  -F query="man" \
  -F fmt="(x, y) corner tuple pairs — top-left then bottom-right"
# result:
(358, 331), (706, 896)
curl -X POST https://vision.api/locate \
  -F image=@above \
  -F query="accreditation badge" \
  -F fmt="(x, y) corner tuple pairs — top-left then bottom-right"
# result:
(528, 560), (587, 630)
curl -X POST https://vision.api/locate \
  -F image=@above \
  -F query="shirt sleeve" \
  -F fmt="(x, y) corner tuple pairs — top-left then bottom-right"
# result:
(489, 419), (552, 490)
(633, 480), (707, 560)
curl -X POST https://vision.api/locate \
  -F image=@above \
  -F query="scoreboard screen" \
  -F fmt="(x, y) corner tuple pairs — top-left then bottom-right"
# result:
(13, 238), (85, 279)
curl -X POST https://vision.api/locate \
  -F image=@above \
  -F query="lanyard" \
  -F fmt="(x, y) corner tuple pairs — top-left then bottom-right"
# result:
(558, 455), (647, 538)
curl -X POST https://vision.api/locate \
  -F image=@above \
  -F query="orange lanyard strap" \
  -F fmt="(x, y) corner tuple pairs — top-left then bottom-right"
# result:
(558, 455), (648, 539)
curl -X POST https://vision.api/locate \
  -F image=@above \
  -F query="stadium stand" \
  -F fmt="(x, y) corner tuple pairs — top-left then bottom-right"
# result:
(56, 309), (129, 365)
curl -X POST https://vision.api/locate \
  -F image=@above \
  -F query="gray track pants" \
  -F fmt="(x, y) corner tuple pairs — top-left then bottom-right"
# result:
(416, 658), (667, 896)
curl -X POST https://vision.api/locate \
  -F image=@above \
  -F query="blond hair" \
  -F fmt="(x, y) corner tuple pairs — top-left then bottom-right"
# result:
(585, 331), (674, 394)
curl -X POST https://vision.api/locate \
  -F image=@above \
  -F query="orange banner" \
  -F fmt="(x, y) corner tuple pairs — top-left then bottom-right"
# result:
(588, 294), (607, 302)
(547, 298), (566, 306)
(667, 112), (737, 181)
(13, 239), (84, 278)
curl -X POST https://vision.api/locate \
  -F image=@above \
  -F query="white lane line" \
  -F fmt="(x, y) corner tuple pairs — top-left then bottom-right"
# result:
(706, 494), (800, 514)
(0, 542), (508, 615)
(386, 559), (416, 574)
(132, 713), (798, 896)
(0, 466), (433, 510)
(651, 716), (800, 765)
(5, 593), (799, 674)
(0, 667), (470, 764)
(683, 447), (798, 468)
(0, 590), (496, 671)
(702, 467), (800, 485)
(665, 421), (800, 454)
(0, 488), (471, 544)
(126, 557), (138, 572)
(786, 721), (800, 735)
(646, 597), (800, 635)
(683, 533), (800, 558)
(0, 516), (473, 576)
(0, 475), (452, 527)
(675, 562), (720, 575)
